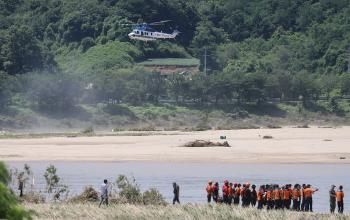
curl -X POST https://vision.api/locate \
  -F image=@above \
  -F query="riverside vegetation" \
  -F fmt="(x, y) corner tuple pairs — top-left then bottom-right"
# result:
(0, 0), (350, 131)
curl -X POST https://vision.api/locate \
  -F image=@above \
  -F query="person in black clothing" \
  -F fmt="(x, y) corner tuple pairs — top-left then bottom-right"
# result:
(244, 184), (252, 207)
(329, 185), (336, 213)
(173, 182), (180, 204)
(251, 185), (257, 207)
(213, 182), (219, 203)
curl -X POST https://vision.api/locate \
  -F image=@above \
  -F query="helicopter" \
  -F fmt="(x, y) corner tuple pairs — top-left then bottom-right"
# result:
(123, 20), (180, 42)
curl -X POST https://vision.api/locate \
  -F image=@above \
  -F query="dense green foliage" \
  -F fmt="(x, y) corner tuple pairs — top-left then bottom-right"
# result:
(0, 162), (32, 220)
(0, 0), (350, 125)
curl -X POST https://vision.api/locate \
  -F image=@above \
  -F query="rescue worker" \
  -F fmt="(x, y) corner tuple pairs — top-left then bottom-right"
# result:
(266, 187), (273, 210)
(292, 184), (301, 211)
(329, 185), (336, 213)
(274, 185), (282, 209)
(206, 181), (213, 203)
(173, 182), (180, 204)
(212, 182), (219, 203)
(222, 180), (230, 204)
(234, 184), (241, 205)
(301, 184), (306, 211)
(257, 186), (264, 209)
(251, 184), (257, 207)
(244, 183), (252, 207)
(228, 182), (234, 205)
(336, 185), (344, 214)
(283, 185), (292, 209)
(304, 184), (318, 212)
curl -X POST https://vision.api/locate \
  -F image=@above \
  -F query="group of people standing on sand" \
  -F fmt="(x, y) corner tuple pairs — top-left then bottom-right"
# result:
(206, 181), (345, 214)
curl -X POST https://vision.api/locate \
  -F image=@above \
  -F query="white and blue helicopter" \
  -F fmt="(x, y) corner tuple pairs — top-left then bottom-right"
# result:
(124, 20), (180, 42)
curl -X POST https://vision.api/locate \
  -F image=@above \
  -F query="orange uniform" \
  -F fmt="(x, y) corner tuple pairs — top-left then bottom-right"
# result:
(284, 189), (291, 200)
(292, 188), (301, 200)
(257, 191), (263, 201)
(266, 191), (272, 200)
(304, 188), (314, 198)
(336, 191), (344, 202)
(235, 187), (241, 198)
(274, 189), (281, 200)
(206, 184), (213, 196)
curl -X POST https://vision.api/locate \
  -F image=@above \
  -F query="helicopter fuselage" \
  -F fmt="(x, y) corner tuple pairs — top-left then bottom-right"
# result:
(128, 29), (179, 42)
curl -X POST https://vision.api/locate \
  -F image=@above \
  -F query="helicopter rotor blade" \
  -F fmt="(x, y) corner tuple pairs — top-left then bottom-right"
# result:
(149, 20), (172, 25)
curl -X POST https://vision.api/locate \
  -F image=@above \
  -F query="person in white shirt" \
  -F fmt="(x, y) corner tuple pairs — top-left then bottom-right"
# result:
(99, 179), (109, 207)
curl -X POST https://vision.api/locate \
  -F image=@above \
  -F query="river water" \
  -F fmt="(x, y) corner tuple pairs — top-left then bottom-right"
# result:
(5, 162), (349, 213)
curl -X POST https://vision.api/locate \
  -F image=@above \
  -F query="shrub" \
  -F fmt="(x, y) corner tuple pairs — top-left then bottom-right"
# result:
(70, 186), (99, 203)
(142, 188), (166, 205)
(115, 175), (167, 205)
(115, 175), (142, 204)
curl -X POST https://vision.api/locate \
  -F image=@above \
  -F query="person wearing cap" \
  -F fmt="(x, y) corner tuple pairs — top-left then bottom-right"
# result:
(304, 184), (318, 212)
(257, 186), (264, 209)
(206, 181), (213, 203)
(222, 180), (230, 204)
(292, 184), (301, 211)
(329, 185), (336, 213)
(336, 185), (344, 214)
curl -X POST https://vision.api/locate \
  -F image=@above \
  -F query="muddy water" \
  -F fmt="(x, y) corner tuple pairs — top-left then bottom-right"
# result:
(6, 162), (349, 213)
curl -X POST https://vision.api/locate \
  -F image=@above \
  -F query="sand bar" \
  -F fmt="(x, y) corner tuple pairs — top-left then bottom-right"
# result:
(1, 127), (350, 163)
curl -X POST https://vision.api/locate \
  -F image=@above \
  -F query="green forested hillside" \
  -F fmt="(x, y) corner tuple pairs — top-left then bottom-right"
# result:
(0, 0), (350, 129)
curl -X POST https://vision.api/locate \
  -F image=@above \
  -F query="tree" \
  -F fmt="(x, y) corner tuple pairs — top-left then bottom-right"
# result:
(1, 26), (46, 74)
(0, 162), (33, 220)
(43, 165), (68, 200)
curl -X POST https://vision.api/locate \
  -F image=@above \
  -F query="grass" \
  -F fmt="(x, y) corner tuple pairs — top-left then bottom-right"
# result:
(139, 58), (200, 67)
(25, 203), (349, 220)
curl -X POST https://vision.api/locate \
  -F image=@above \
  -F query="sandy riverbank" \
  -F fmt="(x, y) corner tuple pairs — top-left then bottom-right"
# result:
(1, 127), (350, 163)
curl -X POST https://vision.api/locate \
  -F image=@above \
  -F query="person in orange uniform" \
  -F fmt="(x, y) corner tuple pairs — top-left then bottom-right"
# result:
(274, 185), (282, 209)
(292, 184), (301, 211)
(336, 185), (344, 214)
(206, 181), (213, 203)
(234, 184), (241, 205)
(283, 185), (292, 209)
(266, 187), (273, 210)
(304, 184), (318, 212)
(228, 182), (234, 205)
(301, 184), (306, 211)
(222, 180), (230, 204)
(257, 186), (264, 209)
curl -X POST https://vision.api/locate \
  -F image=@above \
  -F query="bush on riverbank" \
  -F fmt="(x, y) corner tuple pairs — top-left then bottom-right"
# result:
(70, 175), (166, 206)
